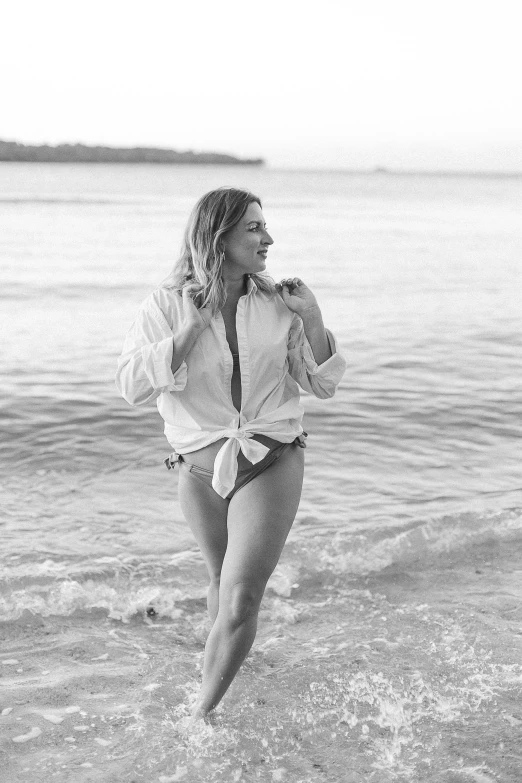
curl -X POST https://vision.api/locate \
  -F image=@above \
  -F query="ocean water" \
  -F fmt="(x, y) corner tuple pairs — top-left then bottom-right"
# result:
(1, 164), (521, 782)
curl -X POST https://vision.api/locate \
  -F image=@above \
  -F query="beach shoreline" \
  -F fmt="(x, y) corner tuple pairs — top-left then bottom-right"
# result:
(2, 522), (521, 782)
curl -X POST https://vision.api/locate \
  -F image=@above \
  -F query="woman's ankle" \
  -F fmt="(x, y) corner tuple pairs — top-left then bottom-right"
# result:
(190, 700), (213, 722)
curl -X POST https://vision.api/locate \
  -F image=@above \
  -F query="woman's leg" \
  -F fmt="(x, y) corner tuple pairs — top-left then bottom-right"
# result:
(177, 466), (229, 623)
(192, 443), (304, 717)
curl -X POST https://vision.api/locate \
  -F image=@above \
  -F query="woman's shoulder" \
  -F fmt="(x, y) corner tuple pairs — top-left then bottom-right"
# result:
(142, 286), (181, 313)
(138, 287), (183, 328)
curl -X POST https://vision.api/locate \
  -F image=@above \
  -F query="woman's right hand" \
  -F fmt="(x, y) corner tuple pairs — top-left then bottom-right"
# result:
(181, 283), (213, 334)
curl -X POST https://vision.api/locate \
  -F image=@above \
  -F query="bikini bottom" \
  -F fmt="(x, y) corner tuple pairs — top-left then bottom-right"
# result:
(164, 434), (306, 500)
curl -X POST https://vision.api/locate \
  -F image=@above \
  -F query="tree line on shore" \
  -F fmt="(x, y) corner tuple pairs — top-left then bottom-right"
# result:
(0, 140), (264, 165)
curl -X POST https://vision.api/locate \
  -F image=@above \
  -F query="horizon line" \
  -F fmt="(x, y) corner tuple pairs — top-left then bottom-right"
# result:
(0, 161), (520, 177)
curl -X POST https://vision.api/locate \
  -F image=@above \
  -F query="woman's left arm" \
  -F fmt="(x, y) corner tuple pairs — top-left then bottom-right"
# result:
(276, 278), (331, 365)
(278, 277), (347, 399)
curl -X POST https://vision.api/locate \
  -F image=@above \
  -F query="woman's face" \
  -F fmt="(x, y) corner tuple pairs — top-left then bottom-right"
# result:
(222, 202), (274, 277)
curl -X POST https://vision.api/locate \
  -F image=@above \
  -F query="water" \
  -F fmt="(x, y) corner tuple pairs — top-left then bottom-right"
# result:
(1, 164), (521, 782)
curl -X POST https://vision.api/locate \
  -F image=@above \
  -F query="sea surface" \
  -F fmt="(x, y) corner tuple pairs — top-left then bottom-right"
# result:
(1, 164), (521, 782)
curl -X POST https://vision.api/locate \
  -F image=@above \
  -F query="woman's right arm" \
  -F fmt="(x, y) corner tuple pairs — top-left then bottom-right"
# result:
(170, 284), (212, 373)
(116, 286), (211, 406)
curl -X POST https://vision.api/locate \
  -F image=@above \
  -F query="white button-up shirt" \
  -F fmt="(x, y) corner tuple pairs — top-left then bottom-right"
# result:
(116, 278), (347, 497)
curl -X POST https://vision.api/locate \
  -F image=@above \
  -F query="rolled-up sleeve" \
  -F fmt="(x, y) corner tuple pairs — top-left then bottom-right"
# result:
(287, 314), (347, 398)
(116, 299), (187, 406)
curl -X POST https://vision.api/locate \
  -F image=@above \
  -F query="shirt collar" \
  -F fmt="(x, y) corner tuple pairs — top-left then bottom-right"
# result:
(246, 276), (258, 296)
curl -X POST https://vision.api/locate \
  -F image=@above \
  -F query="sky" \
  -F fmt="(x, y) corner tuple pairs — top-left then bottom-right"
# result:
(2, 0), (521, 170)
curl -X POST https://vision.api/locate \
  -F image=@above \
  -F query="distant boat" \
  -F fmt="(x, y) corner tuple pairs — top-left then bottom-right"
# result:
(373, 166), (389, 174)
(0, 139), (264, 165)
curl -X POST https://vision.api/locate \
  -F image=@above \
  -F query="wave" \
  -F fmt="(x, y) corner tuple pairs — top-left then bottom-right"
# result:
(1, 507), (520, 624)
(312, 506), (522, 575)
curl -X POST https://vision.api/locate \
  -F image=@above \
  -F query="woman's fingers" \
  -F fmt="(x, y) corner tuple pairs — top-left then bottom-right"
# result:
(182, 283), (205, 306)
(279, 278), (303, 289)
(181, 283), (212, 327)
(182, 283), (201, 295)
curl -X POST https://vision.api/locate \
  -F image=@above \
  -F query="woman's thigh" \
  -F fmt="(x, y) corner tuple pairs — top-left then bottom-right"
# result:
(177, 466), (229, 580)
(220, 443), (305, 591)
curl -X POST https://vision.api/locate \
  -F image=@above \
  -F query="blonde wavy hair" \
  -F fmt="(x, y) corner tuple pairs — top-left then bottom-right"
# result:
(161, 187), (275, 314)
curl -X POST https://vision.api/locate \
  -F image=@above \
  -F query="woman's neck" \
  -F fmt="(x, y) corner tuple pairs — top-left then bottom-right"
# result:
(223, 273), (248, 303)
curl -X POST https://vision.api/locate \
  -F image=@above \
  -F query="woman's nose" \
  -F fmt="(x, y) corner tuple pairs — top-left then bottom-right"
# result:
(263, 230), (274, 245)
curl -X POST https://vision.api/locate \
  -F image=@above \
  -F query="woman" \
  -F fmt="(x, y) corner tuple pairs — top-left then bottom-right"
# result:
(116, 187), (346, 721)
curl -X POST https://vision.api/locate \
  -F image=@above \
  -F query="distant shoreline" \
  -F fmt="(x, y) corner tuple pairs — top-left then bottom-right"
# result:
(0, 140), (264, 165)
(0, 141), (519, 176)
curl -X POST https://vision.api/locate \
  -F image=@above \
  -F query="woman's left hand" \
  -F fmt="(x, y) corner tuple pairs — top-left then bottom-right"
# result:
(276, 278), (319, 316)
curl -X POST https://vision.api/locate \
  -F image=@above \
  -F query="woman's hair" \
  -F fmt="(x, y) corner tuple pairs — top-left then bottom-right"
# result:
(161, 187), (274, 314)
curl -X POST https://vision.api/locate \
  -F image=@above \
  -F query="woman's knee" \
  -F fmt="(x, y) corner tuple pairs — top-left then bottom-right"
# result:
(221, 580), (264, 627)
